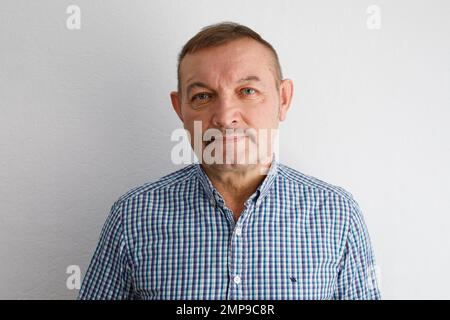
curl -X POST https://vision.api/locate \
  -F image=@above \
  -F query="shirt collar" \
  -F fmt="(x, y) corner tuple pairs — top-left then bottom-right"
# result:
(195, 153), (279, 208)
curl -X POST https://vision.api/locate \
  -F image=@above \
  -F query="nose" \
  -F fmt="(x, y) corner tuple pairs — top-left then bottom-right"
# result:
(211, 95), (241, 129)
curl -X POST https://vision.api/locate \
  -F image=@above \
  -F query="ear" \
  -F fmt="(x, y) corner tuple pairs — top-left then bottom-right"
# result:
(170, 91), (184, 122)
(278, 79), (294, 122)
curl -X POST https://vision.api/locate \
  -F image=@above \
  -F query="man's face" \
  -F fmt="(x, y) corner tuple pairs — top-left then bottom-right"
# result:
(171, 37), (293, 171)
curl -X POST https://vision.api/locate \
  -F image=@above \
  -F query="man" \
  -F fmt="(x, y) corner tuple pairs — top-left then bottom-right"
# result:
(78, 22), (381, 300)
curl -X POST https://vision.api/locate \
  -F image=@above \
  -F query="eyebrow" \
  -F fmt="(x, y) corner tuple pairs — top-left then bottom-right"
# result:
(185, 76), (262, 97)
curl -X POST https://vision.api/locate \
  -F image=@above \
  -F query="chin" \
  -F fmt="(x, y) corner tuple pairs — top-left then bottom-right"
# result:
(206, 162), (254, 174)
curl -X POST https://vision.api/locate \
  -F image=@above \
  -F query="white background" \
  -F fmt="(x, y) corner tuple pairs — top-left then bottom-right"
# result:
(1, 0), (449, 299)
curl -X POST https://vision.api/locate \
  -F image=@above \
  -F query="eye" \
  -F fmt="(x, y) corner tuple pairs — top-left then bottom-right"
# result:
(190, 92), (214, 107)
(191, 92), (212, 102)
(240, 87), (257, 96)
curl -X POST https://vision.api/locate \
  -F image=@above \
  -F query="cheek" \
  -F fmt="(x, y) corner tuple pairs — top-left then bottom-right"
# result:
(247, 100), (280, 127)
(182, 113), (211, 137)
(182, 108), (207, 124)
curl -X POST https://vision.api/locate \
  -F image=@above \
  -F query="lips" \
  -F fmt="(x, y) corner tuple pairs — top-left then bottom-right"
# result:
(207, 134), (246, 145)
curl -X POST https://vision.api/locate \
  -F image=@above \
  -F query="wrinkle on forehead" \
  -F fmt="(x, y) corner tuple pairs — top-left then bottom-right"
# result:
(180, 38), (279, 92)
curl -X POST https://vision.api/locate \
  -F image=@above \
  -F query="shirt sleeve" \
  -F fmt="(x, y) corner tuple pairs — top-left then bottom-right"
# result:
(77, 200), (134, 300)
(333, 198), (381, 300)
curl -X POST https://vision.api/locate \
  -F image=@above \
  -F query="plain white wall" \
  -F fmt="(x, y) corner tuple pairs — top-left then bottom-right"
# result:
(1, 0), (449, 299)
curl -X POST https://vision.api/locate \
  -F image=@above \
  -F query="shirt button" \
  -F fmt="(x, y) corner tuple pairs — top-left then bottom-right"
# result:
(210, 197), (216, 206)
(235, 227), (242, 236)
(233, 275), (241, 285)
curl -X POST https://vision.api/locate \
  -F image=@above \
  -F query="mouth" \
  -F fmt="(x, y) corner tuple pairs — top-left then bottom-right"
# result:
(206, 134), (247, 145)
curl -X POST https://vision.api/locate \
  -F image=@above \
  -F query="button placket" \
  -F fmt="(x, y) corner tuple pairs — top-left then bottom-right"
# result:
(229, 205), (253, 299)
(229, 225), (242, 298)
(227, 195), (256, 299)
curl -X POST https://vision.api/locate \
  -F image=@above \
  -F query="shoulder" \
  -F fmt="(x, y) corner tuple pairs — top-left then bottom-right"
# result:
(277, 162), (370, 247)
(276, 163), (362, 218)
(277, 163), (355, 200)
(114, 164), (198, 206)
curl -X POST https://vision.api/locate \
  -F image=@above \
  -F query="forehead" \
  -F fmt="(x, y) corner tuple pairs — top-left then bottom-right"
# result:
(180, 38), (276, 86)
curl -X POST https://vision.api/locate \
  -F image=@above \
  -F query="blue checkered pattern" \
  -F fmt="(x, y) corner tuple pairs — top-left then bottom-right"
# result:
(78, 158), (381, 300)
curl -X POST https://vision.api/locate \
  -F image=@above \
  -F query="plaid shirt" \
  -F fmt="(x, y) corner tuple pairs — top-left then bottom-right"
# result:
(78, 158), (381, 300)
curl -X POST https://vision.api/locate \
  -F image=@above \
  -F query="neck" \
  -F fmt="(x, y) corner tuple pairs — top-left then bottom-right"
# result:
(200, 157), (273, 218)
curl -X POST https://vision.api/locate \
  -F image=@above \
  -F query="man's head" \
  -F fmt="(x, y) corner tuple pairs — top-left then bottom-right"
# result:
(170, 22), (293, 171)
(176, 22), (283, 97)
